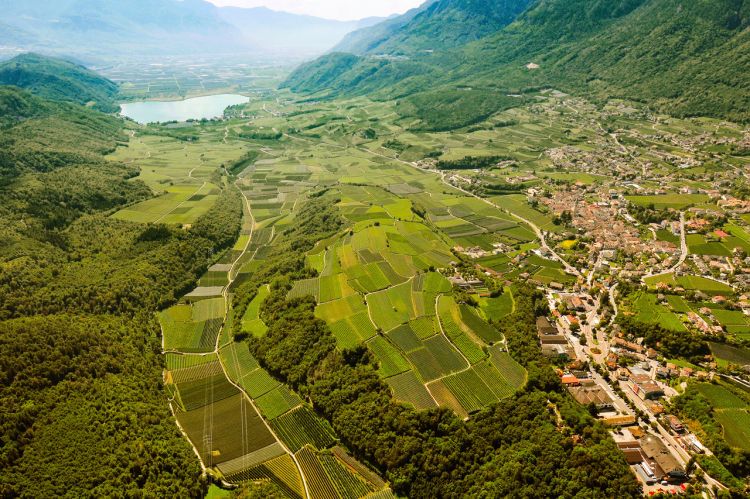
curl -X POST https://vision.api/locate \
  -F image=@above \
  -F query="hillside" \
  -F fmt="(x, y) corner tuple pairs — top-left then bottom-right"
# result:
(284, 0), (750, 125)
(0, 53), (120, 112)
(332, 2), (434, 54)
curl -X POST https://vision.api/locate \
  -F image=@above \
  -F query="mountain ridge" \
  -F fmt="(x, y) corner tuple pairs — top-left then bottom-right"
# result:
(284, 0), (750, 125)
(334, 0), (534, 55)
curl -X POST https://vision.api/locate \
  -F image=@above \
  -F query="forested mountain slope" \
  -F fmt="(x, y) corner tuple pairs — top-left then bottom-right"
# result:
(0, 53), (120, 112)
(332, 0), (532, 55)
(332, 4), (429, 55)
(0, 77), (241, 495)
(285, 0), (750, 125)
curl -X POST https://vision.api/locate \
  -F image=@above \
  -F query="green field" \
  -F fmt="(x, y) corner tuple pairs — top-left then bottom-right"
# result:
(715, 410), (750, 451)
(630, 292), (686, 331)
(108, 133), (247, 225)
(626, 194), (709, 209)
(270, 406), (337, 453)
(709, 342), (750, 367)
(644, 273), (733, 295)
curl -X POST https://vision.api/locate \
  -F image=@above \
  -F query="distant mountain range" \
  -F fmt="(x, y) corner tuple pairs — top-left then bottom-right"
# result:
(0, 0), (382, 60)
(217, 7), (384, 55)
(284, 0), (750, 124)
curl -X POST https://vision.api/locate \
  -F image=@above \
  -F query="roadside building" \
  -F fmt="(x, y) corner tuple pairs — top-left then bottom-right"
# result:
(631, 381), (664, 400)
(536, 317), (558, 336)
(640, 434), (686, 482)
(612, 337), (645, 354)
(541, 343), (575, 360)
(568, 385), (614, 412)
(682, 434), (707, 454)
(666, 415), (684, 433)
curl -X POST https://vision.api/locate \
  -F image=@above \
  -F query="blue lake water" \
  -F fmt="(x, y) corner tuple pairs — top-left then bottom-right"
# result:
(120, 94), (249, 124)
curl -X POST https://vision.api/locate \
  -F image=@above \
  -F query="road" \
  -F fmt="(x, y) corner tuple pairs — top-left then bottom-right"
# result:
(621, 381), (726, 493)
(608, 282), (619, 326)
(642, 212), (686, 281)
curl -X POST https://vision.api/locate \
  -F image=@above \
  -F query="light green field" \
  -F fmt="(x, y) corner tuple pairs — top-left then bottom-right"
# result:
(626, 194), (709, 209)
(109, 132), (248, 225)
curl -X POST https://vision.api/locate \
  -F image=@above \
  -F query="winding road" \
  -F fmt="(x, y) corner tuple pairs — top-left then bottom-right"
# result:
(642, 212), (686, 282)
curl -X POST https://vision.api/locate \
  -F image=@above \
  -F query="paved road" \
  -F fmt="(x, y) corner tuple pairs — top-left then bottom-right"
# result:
(642, 212), (686, 281)
(619, 381), (727, 493)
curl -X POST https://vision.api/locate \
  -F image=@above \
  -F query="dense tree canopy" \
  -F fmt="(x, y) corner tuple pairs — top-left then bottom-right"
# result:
(0, 87), (241, 496)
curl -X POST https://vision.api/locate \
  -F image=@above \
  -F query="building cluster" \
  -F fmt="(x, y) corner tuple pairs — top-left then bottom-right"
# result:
(536, 317), (575, 360)
(615, 432), (687, 486)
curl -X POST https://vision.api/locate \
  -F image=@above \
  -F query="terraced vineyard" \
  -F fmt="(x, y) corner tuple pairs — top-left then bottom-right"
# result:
(158, 153), (393, 497)
(148, 92), (546, 495)
(286, 180), (529, 416)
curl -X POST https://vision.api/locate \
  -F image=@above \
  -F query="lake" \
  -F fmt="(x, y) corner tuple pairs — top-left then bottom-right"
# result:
(120, 94), (249, 124)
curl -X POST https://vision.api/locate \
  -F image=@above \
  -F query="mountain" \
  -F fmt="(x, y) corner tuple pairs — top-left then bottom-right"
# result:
(0, 0), (381, 60)
(284, 0), (750, 125)
(332, 3), (432, 55)
(0, 0), (250, 59)
(217, 7), (384, 56)
(0, 53), (119, 112)
(333, 0), (533, 55)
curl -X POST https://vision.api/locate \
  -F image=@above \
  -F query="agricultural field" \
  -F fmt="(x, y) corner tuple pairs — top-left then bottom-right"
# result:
(628, 292), (686, 332)
(270, 127), (533, 417)
(644, 273), (734, 295)
(144, 87), (746, 494)
(693, 382), (750, 452)
(708, 342), (750, 368)
(108, 132), (245, 225)
(477, 287), (515, 319)
(626, 194), (709, 210)
(241, 285), (270, 337)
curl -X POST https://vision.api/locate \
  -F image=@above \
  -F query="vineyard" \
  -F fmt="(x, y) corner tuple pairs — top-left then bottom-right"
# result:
(270, 406), (338, 452)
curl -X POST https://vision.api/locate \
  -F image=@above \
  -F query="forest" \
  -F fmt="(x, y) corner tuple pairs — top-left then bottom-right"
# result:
(0, 86), (242, 496)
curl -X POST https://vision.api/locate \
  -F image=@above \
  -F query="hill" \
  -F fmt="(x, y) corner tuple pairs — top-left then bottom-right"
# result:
(0, 53), (120, 112)
(0, 72), (240, 498)
(284, 0), (750, 125)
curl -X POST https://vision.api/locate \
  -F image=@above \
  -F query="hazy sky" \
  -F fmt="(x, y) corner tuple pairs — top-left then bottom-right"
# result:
(208, 0), (425, 21)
